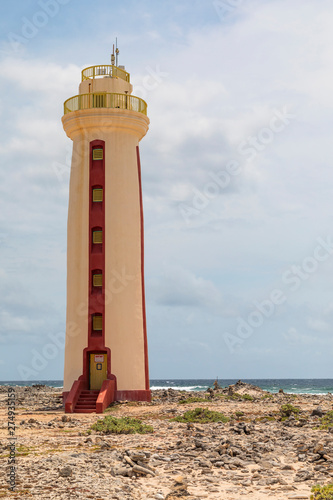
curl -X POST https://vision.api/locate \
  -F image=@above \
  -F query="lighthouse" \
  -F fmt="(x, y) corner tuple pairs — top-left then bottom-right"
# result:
(62, 48), (150, 413)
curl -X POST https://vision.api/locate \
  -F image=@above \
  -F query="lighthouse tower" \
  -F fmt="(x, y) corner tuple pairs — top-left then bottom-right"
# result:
(62, 49), (150, 413)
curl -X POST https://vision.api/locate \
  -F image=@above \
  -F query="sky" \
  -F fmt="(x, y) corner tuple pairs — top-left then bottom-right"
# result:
(0, 0), (333, 381)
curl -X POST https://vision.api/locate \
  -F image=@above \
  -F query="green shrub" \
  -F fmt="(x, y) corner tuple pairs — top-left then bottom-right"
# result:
(16, 445), (30, 456)
(280, 404), (300, 417)
(242, 394), (254, 401)
(320, 411), (333, 430)
(105, 403), (120, 412)
(256, 416), (276, 422)
(179, 397), (208, 404)
(235, 411), (244, 417)
(311, 484), (333, 499)
(172, 408), (229, 424)
(226, 392), (253, 401)
(91, 416), (153, 434)
(223, 392), (243, 400)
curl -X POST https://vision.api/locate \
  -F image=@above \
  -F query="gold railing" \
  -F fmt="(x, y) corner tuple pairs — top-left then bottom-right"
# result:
(63, 92), (147, 116)
(81, 65), (130, 82)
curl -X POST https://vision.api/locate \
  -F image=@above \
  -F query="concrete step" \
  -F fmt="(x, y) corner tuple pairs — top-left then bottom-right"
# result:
(75, 404), (96, 409)
(77, 397), (98, 401)
(76, 400), (97, 404)
(74, 409), (96, 413)
(73, 390), (100, 413)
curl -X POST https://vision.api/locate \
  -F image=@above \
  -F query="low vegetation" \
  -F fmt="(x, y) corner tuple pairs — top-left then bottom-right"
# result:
(91, 416), (153, 435)
(217, 392), (254, 401)
(255, 416), (276, 422)
(226, 392), (242, 400)
(172, 407), (229, 424)
(320, 411), (333, 430)
(235, 411), (244, 417)
(242, 393), (254, 401)
(229, 393), (254, 401)
(280, 404), (300, 418)
(104, 403), (121, 412)
(16, 445), (31, 456)
(311, 484), (333, 499)
(178, 396), (208, 404)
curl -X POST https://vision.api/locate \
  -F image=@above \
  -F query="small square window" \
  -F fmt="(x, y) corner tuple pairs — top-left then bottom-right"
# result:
(92, 230), (103, 244)
(93, 148), (103, 160)
(93, 274), (103, 287)
(92, 315), (103, 331)
(93, 188), (103, 202)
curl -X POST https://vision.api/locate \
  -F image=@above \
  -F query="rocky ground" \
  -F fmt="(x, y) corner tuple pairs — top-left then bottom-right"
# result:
(0, 381), (333, 499)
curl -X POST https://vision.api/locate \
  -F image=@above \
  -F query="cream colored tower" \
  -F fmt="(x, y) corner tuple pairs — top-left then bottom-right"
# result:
(62, 58), (150, 412)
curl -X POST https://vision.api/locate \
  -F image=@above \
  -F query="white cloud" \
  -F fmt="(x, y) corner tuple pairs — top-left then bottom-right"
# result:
(148, 265), (239, 318)
(0, 57), (79, 93)
(306, 317), (330, 333)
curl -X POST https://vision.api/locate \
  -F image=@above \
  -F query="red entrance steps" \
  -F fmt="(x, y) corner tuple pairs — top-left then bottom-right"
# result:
(74, 390), (99, 413)
(65, 378), (116, 413)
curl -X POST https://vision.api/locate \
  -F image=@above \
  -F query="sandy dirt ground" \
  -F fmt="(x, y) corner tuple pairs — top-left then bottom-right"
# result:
(0, 382), (332, 500)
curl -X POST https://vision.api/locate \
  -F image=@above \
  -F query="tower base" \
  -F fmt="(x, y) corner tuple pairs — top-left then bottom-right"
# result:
(62, 387), (151, 413)
(62, 389), (151, 403)
(115, 390), (151, 402)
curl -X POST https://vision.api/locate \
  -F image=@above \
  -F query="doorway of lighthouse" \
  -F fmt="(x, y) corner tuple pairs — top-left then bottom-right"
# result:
(89, 353), (107, 390)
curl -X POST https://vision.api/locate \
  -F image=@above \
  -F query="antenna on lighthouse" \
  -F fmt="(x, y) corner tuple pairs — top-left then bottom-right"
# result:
(111, 44), (115, 66)
(115, 37), (119, 67)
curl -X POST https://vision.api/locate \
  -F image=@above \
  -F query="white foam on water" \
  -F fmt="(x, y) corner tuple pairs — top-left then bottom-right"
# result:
(150, 385), (208, 391)
(271, 390), (328, 395)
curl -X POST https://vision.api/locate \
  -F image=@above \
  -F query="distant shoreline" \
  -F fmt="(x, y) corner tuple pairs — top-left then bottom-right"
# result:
(0, 378), (333, 395)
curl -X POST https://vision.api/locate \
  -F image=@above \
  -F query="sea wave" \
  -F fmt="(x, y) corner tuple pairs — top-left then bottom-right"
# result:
(150, 385), (208, 392)
(277, 391), (330, 395)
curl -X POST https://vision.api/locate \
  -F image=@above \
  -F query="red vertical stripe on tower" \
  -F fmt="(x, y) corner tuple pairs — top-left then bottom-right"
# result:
(136, 145), (150, 391)
(88, 140), (105, 350)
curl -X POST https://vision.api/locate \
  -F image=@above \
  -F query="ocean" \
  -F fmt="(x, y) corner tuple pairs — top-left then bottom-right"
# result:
(0, 379), (332, 395)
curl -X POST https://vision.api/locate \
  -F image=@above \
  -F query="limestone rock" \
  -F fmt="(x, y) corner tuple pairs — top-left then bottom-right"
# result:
(311, 406), (324, 417)
(59, 466), (72, 477)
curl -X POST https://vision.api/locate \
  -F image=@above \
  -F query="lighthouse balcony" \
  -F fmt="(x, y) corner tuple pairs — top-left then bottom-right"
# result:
(64, 92), (147, 115)
(82, 64), (130, 82)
